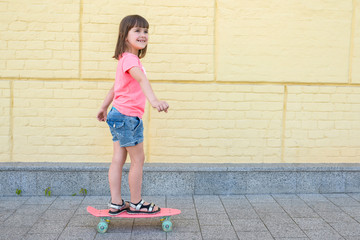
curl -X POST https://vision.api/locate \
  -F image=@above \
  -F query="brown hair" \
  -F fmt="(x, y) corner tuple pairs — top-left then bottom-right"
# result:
(113, 15), (149, 60)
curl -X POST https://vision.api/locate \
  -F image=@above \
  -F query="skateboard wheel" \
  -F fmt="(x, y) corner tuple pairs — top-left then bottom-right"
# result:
(162, 220), (173, 232)
(97, 221), (108, 233)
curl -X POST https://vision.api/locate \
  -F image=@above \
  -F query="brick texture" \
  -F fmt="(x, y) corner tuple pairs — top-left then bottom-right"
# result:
(217, 0), (352, 83)
(0, 1), (359, 163)
(285, 86), (360, 162)
(1, 0), (80, 78)
(352, 0), (360, 83)
(0, 81), (11, 161)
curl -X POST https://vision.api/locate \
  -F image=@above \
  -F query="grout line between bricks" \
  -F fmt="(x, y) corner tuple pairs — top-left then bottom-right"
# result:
(3, 77), (360, 87)
(348, 0), (356, 84)
(213, 0), (217, 83)
(79, 0), (83, 80)
(9, 79), (14, 162)
(281, 85), (288, 163)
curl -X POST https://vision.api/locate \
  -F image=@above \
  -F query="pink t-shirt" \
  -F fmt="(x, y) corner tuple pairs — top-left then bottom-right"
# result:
(112, 52), (146, 118)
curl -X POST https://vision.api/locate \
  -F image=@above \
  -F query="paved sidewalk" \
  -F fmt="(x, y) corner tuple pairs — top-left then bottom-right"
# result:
(1, 194), (360, 240)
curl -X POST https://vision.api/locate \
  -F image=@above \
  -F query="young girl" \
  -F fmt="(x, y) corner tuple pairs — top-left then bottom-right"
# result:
(97, 15), (169, 215)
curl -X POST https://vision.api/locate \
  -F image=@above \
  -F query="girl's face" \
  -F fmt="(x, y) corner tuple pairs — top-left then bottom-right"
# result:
(125, 26), (148, 54)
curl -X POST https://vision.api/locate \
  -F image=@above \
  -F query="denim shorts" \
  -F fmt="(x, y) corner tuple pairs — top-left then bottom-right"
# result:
(106, 107), (144, 147)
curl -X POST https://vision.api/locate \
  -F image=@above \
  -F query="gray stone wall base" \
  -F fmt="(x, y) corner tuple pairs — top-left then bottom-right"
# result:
(1, 163), (360, 196)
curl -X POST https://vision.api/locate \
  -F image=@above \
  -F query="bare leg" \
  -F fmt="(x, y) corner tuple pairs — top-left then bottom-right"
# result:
(126, 142), (159, 212)
(109, 141), (127, 210)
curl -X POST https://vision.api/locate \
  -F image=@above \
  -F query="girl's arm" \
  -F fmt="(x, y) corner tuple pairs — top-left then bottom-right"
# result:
(129, 67), (169, 113)
(97, 84), (114, 121)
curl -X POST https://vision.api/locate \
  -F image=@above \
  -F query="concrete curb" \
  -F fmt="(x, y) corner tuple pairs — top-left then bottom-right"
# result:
(1, 163), (360, 196)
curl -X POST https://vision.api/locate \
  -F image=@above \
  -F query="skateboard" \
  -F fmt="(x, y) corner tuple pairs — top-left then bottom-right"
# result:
(87, 206), (181, 233)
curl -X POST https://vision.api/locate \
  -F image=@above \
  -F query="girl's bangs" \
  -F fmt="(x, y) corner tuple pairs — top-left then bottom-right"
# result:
(133, 17), (149, 29)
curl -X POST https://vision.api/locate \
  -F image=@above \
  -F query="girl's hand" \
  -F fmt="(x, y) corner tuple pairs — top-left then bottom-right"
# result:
(97, 108), (108, 121)
(151, 100), (169, 113)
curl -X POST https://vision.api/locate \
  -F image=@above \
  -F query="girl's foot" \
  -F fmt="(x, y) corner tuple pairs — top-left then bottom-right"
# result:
(108, 199), (129, 215)
(128, 199), (161, 214)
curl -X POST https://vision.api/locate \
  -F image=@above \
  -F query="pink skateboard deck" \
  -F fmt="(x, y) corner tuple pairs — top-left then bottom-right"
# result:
(87, 206), (181, 233)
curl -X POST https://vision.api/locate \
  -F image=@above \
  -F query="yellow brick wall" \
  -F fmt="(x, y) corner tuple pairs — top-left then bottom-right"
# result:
(1, 0), (359, 163)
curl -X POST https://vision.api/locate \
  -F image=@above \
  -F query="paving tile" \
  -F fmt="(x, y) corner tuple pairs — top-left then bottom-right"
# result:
(266, 223), (307, 238)
(246, 194), (276, 203)
(222, 200), (253, 210)
(58, 226), (97, 240)
(304, 229), (345, 240)
(172, 208), (197, 220)
(348, 193), (360, 202)
(167, 232), (203, 240)
(166, 196), (195, 209)
(25, 196), (57, 205)
(0, 226), (30, 240)
(198, 213), (231, 226)
(340, 206), (360, 218)
(227, 208), (259, 219)
(252, 203), (286, 213)
(272, 194), (300, 200)
(195, 204), (226, 214)
(171, 219), (200, 232)
(68, 214), (99, 227)
(23, 234), (59, 240)
(134, 217), (164, 226)
(236, 231), (274, 240)
(0, 209), (15, 222)
(259, 212), (295, 225)
(2, 213), (40, 227)
(344, 236), (360, 240)
(94, 232), (131, 240)
(276, 199), (308, 208)
(201, 225), (238, 240)
(293, 218), (332, 230)
(0, 194), (357, 240)
(327, 197), (360, 207)
(274, 238), (309, 240)
(220, 195), (247, 201)
(131, 226), (167, 240)
(17, 204), (50, 215)
(284, 207), (319, 218)
(221, 196), (253, 210)
(39, 209), (75, 222)
(105, 219), (134, 233)
(316, 211), (357, 223)
(194, 195), (221, 203)
(49, 199), (83, 210)
(308, 202), (342, 212)
(329, 222), (360, 237)
(28, 220), (68, 234)
(0, 197), (29, 210)
(231, 218), (268, 232)
(298, 194), (329, 202)
(82, 196), (112, 205)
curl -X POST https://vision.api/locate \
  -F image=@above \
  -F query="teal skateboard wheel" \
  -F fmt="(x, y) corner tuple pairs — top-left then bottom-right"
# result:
(162, 220), (173, 232)
(97, 220), (108, 233)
